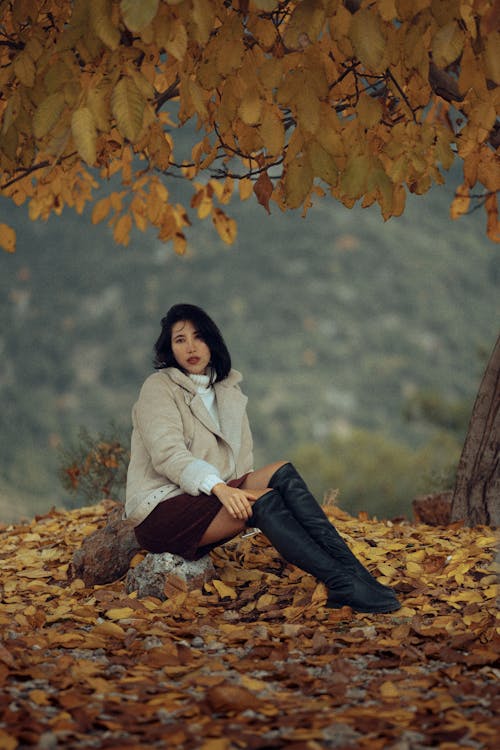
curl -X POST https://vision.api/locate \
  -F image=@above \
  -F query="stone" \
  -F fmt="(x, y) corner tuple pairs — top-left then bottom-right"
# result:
(68, 504), (141, 586)
(125, 552), (216, 600)
(412, 491), (453, 526)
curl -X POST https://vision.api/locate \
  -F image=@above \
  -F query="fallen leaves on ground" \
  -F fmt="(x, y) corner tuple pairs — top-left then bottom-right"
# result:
(0, 501), (498, 749)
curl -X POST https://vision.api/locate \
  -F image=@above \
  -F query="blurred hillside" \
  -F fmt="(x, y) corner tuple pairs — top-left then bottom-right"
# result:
(0, 171), (498, 521)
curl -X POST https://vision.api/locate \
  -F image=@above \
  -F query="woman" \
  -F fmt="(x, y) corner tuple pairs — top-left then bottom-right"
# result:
(125, 303), (400, 614)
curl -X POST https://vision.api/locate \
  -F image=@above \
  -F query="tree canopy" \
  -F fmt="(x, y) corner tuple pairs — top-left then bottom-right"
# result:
(0, 0), (498, 253)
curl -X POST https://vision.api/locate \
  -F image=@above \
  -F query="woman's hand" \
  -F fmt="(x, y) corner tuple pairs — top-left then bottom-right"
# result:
(211, 483), (258, 521)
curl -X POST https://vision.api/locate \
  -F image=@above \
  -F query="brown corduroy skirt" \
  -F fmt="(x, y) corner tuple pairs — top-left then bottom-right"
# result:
(134, 474), (250, 560)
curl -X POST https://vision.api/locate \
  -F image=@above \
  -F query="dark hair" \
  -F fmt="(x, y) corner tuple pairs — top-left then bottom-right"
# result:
(153, 304), (231, 382)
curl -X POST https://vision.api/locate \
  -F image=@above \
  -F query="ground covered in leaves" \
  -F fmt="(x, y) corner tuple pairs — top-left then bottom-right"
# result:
(0, 501), (498, 750)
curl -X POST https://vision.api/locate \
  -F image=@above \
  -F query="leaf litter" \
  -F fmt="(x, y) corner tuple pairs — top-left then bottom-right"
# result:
(0, 500), (498, 749)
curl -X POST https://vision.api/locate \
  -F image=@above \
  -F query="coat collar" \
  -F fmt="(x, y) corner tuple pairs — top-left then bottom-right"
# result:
(159, 367), (247, 449)
(161, 367), (243, 392)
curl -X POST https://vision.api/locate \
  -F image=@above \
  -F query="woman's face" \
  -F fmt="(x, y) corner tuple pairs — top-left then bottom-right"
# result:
(171, 320), (211, 375)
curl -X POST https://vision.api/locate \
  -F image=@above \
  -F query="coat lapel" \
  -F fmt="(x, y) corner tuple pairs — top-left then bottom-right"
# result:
(163, 367), (247, 452)
(188, 394), (220, 434)
(215, 379), (247, 456)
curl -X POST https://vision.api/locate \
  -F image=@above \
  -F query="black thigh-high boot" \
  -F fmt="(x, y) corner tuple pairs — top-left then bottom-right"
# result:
(268, 462), (397, 598)
(249, 489), (400, 613)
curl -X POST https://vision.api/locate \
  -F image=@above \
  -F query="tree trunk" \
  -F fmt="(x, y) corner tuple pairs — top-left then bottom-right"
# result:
(450, 334), (500, 526)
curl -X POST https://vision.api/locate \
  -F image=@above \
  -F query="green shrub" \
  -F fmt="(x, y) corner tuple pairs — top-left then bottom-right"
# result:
(292, 428), (461, 520)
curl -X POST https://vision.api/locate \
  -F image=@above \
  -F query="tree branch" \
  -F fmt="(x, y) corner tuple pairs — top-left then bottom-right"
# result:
(386, 68), (418, 123)
(154, 76), (180, 113)
(0, 153), (77, 191)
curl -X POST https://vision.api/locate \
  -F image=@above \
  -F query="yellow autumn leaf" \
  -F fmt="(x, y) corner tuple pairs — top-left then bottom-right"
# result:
(450, 184), (470, 219)
(106, 607), (136, 620)
(17, 569), (52, 578)
(111, 77), (145, 143)
(357, 94), (382, 128)
(192, 0), (215, 45)
(253, 0), (279, 10)
(283, 0), (326, 49)
(212, 208), (237, 245)
(216, 39), (245, 75)
(90, 0), (120, 50)
(256, 593), (277, 610)
(482, 585), (499, 599)
(485, 194), (500, 244)
(475, 535), (499, 548)
(113, 213), (132, 246)
(240, 675), (267, 691)
(376, 563), (398, 578)
(406, 550), (426, 562)
(380, 680), (400, 699)
(308, 140), (338, 185)
(212, 579), (237, 600)
(188, 78), (208, 118)
(316, 104), (344, 157)
(131, 199), (148, 231)
(406, 561), (423, 576)
(0, 224), (16, 253)
(259, 58), (283, 89)
(284, 156), (314, 209)
(87, 84), (112, 132)
(121, 0), (159, 31)
(92, 621), (126, 638)
(311, 582), (327, 604)
(165, 19), (188, 60)
(349, 9), (389, 73)
(92, 197), (112, 225)
(259, 106), (285, 156)
(295, 84), (321, 134)
(432, 21), (464, 69)
(33, 93), (66, 140)
(126, 65), (155, 100)
(0, 731), (16, 750)
(239, 178), (254, 201)
(239, 90), (263, 126)
(29, 689), (50, 706)
(173, 232), (187, 255)
(71, 107), (97, 166)
(14, 51), (35, 86)
(195, 191), (213, 220)
(248, 16), (277, 48)
(341, 153), (372, 199)
(483, 32), (500, 84)
(379, 0), (398, 22)
(46, 631), (85, 647)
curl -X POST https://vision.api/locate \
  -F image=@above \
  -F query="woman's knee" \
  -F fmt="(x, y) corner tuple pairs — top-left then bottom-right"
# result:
(243, 460), (289, 490)
(267, 460), (289, 475)
(198, 508), (245, 546)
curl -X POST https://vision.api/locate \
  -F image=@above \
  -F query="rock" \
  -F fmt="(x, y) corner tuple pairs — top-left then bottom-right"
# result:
(68, 504), (141, 586)
(125, 552), (216, 600)
(412, 491), (453, 526)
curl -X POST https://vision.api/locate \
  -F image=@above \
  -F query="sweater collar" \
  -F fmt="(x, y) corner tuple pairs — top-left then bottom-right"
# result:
(162, 367), (243, 392)
(189, 372), (212, 393)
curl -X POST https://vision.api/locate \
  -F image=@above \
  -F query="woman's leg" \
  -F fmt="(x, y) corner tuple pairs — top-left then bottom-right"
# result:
(267, 462), (397, 595)
(249, 489), (400, 613)
(240, 460), (288, 492)
(197, 462), (288, 547)
(197, 486), (272, 546)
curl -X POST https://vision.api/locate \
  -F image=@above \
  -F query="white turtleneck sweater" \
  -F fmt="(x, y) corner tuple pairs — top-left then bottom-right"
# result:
(188, 373), (225, 495)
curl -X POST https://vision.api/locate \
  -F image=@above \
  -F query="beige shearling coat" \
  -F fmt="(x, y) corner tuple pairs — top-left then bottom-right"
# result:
(125, 367), (254, 525)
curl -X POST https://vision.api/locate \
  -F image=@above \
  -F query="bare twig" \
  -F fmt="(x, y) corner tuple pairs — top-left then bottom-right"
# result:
(386, 68), (418, 123)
